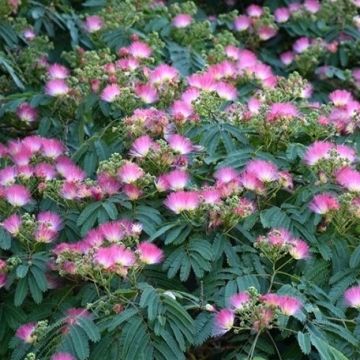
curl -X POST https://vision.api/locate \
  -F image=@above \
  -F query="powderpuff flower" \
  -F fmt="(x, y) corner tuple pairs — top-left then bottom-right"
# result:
(129, 135), (154, 158)
(167, 134), (193, 155)
(278, 171), (294, 190)
(41, 138), (65, 159)
(56, 158), (86, 182)
(303, 141), (332, 166)
(261, 293), (281, 307)
(172, 13), (193, 28)
(215, 82), (237, 101)
(336, 144), (357, 163)
(293, 37), (311, 54)
(181, 87), (200, 104)
(266, 102), (298, 122)
(84, 15), (103, 33)
(309, 193), (340, 215)
(171, 100), (194, 120)
(344, 285), (360, 308)
(23, 28), (36, 41)
(201, 188), (221, 204)
(0, 273), (6, 288)
(257, 26), (278, 41)
(277, 295), (302, 316)
(0, 166), (17, 186)
(100, 84), (120, 102)
(280, 51), (294, 66)
(267, 228), (292, 246)
(160, 170), (190, 191)
(34, 226), (58, 243)
(229, 292), (250, 310)
(234, 15), (251, 31)
(329, 90), (353, 107)
(51, 352), (75, 360)
(128, 41), (152, 59)
(246, 4), (263, 17)
(135, 84), (158, 104)
(47, 63), (70, 79)
(165, 191), (200, 214)
(213, 309), (234, 335)
(123, 184), (142, 200)
(225, 45), (241, 60)
(16, 323), (37, 343)
(214, 167), (239, 184)
(247, 97), (262, 114)
(289, 239), (310, 260)
(150, 64), (179, 85)
(22, 135), (43, 153)
(45, 79), (69, 96)
(274, 7), (290, 23)
(34, 163), (56, 180)
(336, 167), (360, 192)
(245, 159), (278, 182)
(94, 245), (135, 269)
(5, 184), (31, 207)
(2, 214), (22, 235)
(137, 242), (164, 264)
(240, 172), (265, 194)
(116, 58), (139, 72)
(187, 73), (217, 91)
(37, 211), (62, 232)
(117, 162), (144, 184)
(304, 0), (320, 13)
(234, 197), (256, 217)
(99, 221), (123, 242)
(16, 103), (38, 123)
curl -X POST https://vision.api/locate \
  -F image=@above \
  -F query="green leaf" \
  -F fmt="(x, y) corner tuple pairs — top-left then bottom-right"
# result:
(16, 265), (29, 279)
(349, 245), (360, 268)
(297, 331), (311, 354)
(14, 279), (28, 306)
(77, 317), (101, 343)
(0, 227), (11, 250)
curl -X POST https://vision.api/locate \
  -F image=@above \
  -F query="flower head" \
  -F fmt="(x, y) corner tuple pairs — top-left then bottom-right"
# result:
(45, 79), (69, 96)
(118, 162), (144, 184)
(100, 84), (120, 102)
(172, 14), (193, 28)
(137, 242), (164, 264)
(5, 184), (31, 207)
(213, 309), (234, 335)
(16, 323), (37, 343)
(165, 191), (200, 213)
(336, 167), (360, 192)
(309, 193), (340, 214)
(344, 285), (360, 308)
(51, 353), (76, 360)
(229, 292), (250, 310)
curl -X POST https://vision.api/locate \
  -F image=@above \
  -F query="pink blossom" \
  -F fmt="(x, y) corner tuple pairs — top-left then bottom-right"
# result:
(229, 292), (250, 310)
(37, 211), (62, 232)
(304, 0), (320, 13)
(84, 15), (103, 33)
(277, 295), (302, 316)
(280, 51), (294, 65)
(123, 184), (142, 200)
(137, 242), (164, 264)
(303, 141), (332, 166)
(16, 103), (38, 123)
(0, 166), (17, 186)
(48, 63), (70, 79)
(135, 84), (158, 104)
(167, 134), (193, 154)
(16, 323), (37, 343)
(2, 214), (22, 235)
(150, 64), (179, 85)
(266, 102), (298, 122)
(172, 14), (193, 28)
(246, 4), (263, 17)
(129, 135), (155, 158)
(160, 169), (189, 191)
(257, 26), (278, 41)
(245, 159), (278, 182)
(5, 184), (31, 207)
(201, 188), (221, 204)
(100, 84), (120, 102)
(293, 37), (311, 54)
(289, 239), (310, 260)
(215, 82), (237, 101)
(94, 245), (135, 269)
(336, 167), (360, 192)
(128, 41), (152, 59)
(117, 162), (144, 184)
(213, 309), (234, 335)
(45, 79), (69, 96)
(214, 167), (239, 184)
(51, 352), (76, 360)
(41, 138), (65, 159)
(329, 90), (353, 107)
(99, 221), (124, 242)
(344, 285), (360, 308)
(234, 15), (251, 31)
(171, 100), (194, 120)
(164, 191), (200, 213)
(274, 7), (290, 23)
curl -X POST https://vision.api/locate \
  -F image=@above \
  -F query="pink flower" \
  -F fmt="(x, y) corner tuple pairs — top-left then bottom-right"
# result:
(240, 172), (265, 194)
(344, 285), (360, 308)
(266, 102), (298, 122)
(160, 170), (189, 191)
(51, 352), (75, 360)
(274, 7), (290, 23)
(100, 84), (120, 102)
(94, 245), (135, 269)
(23, 28), (36, 41)
(293, 37), (311, 54)
(280, 51), (294, 65)
(201, 188), (221, 204)
(117, 162), (144, 184)
(45, 79), (69, 96)
(234, 15), (251, 31)
(172, 14), (193, 28)
(181, 87), (200, 104)
(267, 228), (291, 246)
(84, 15), (103, 33)
(0, 166), (17, 186)
(309, 193), (339, 214)
(164, 191), (200, 214)
(37, 211), (62, 232)
(34, 163), (56, 180)
(214, 167), (239, 184)
(2, 213), (22, 235)
(16, 103), (38, 123)
(41, 138), (65, 159)
(128, 41), (152, 59)
(304, 0), (321, 13)
(167, 134), (193, 154)
(135, 84), (158, 104)
(99, 221), (124, 242)
(129, 135), (154, 158)
(213, 309), (234, 335)
(48, 63), (70, 79)
(187, 73), (217, 91)
(277, 295), (302, 316)
(329, 90), (353, 107)
(150, 64), (178, 85)
(171, 101), (194, 120)
(215, 82), (237, 101)
(123, 184), (142, 200)
(0, 273), (7, 288)
(246, 4), (263, 17)
(34, 226), (58, 243)
(257, 26), (278, 41)
(16, 323), (37, 343)
(245, 159), (278, 182)
(336, 167), (360, 192)
(137, 242), (164, 264)
(303, 141), (333, 166)
(229, 292), (250, 310)
(5, 184), (31, 207)
(289, 239), (310, 260)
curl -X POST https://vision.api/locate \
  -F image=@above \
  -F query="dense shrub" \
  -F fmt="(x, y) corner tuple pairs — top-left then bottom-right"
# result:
(0, 1), (360, 359)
